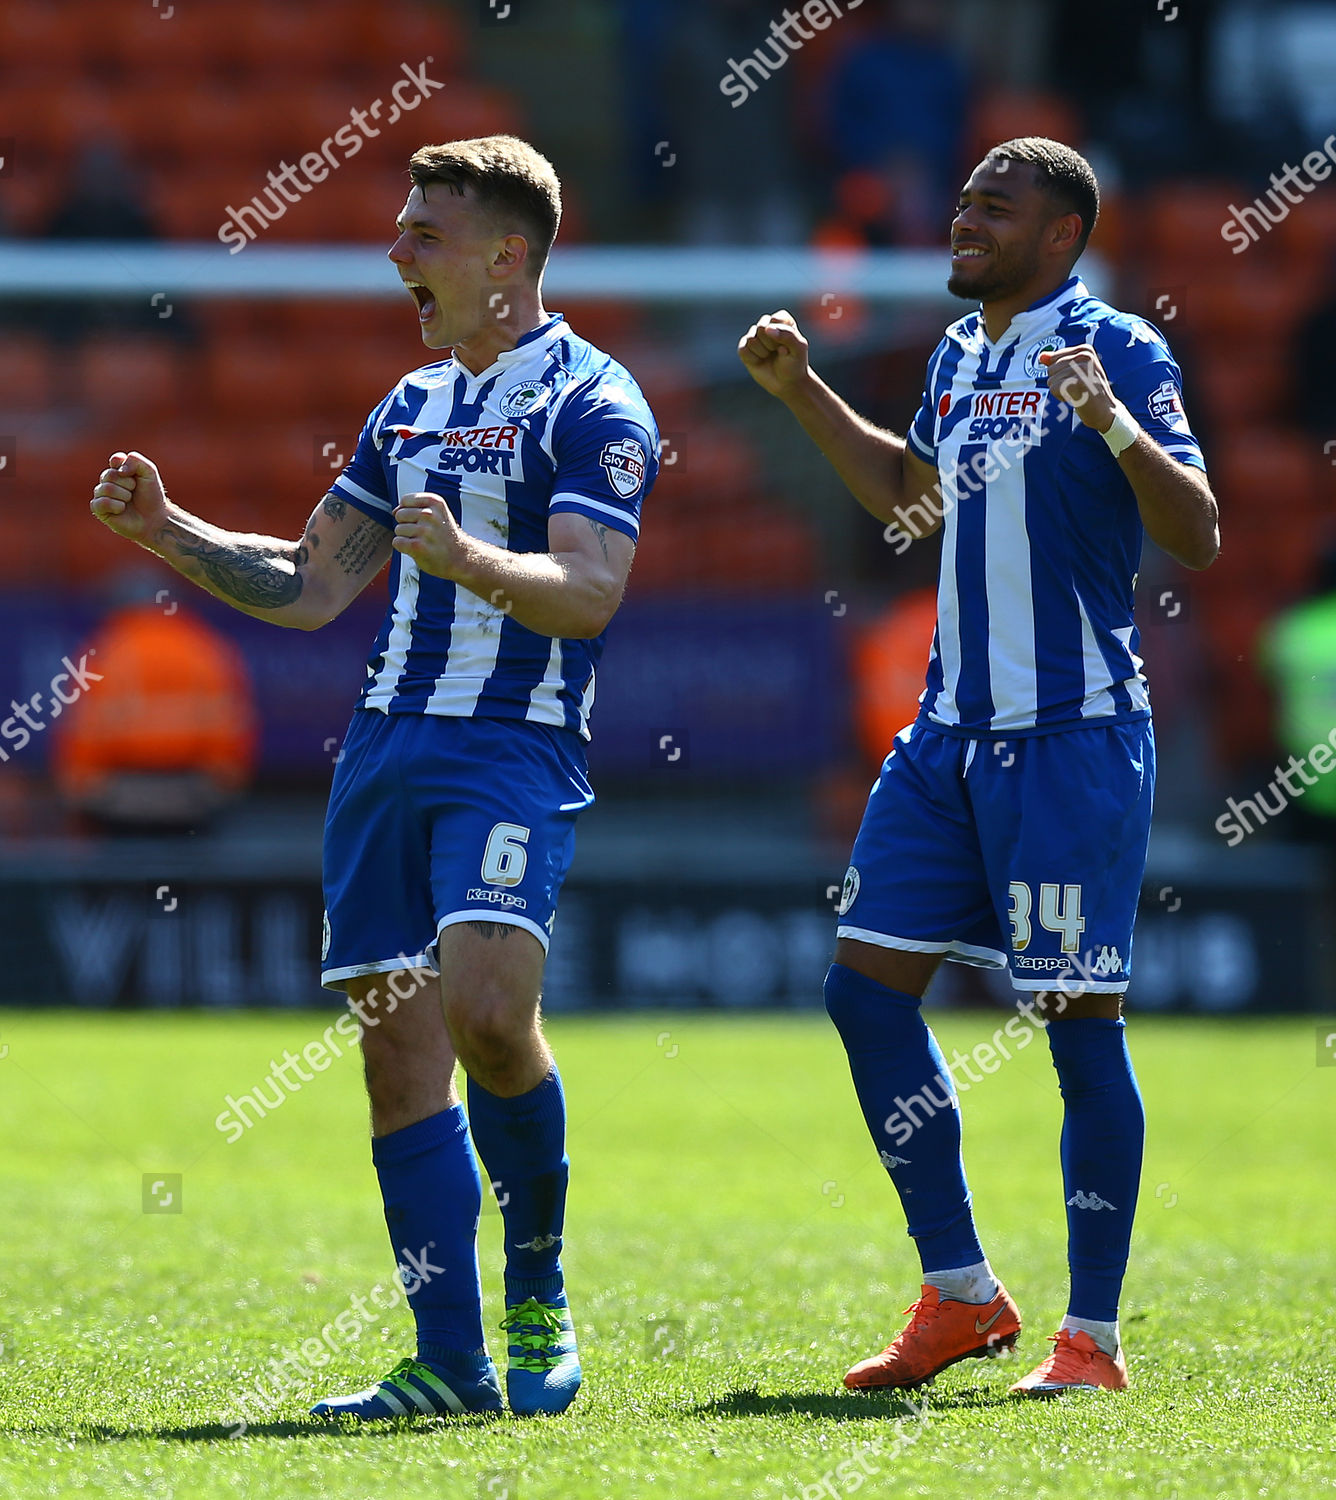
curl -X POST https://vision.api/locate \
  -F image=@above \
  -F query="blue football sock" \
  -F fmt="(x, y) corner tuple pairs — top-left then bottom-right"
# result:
(1047, 1017), (1145, 1323)
(824, 962), (985, 1273)
(466, 1067), (568, 1302)
(371, 1105), (487, 1362)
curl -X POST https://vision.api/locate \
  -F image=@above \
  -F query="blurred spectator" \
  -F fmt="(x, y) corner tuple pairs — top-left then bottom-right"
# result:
(655, 0), (805, 244)
(51, 585), (258, 834)
(1259, 550), (1336, 844)
(35, 143), (165, 344)
(41, 143), (158, 242)
(818, 0), (966, 245)
(851, 586), (937, 767)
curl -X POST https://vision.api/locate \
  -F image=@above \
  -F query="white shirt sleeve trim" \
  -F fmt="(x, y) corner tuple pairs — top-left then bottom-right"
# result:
(330, 475), (391, 512)
(549, 491), (641, 537)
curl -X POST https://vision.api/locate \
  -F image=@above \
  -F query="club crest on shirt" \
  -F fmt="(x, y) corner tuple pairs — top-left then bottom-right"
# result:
(600, 437), (646, 498)
(1022, 334), (1065, 380)
(499, 380), (550, 420)
(838, 865), (860, 916)
(1147, 378), (1190, 434)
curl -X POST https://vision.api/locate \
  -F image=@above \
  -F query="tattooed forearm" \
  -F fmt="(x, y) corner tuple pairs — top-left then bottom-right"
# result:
(159, 519), (304, 609)
(334, 517), (384, 577)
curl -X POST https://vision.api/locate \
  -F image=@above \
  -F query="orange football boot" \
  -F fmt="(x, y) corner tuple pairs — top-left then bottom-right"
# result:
(843, 1283), (1022, 1390)
(1009, 1327), (1128, 1396)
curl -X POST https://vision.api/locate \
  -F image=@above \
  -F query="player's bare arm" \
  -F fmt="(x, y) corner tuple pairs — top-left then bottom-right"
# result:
(737, 309), (941, 534)
(392, 498), (633, 639)
(90, 450), (392, 629)
(1042, 345), (1220, 571)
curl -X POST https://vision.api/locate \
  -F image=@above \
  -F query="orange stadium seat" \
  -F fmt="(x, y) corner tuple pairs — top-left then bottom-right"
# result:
(564, 302), (643, 360)
(149, 171), (256, 240)
(140, 84), (309, 167)
(354, 2), (470, 74)
(202, 338), (322, 421)
(631, 506), (816, 592)
(1274, 184), (1336, 271)
(411, 82), (526, 150)
(256, 165), (409, 242)
(76, 336), (188, 422)
(1139, 181), (1264, 271)
(1, 77), (136, 162)
(652, 423), (759, 517)
(0, 514), (58, 585)
(1190, 350), (1291, 428)
(126, 86), (246, 165)
(132, 426), (241, 509)
(0, 337), (58, 410)
(1086, 190), (1126, 263)
(101, 1), (241, 76)
(967, 91), (1083, 167)
(1177, 267), (1317, 346)
(0, 1), (90, 75)
(228, 1), (362, 78)
(0, 171), (59, 235)
(302, 333), (431, 419)
(1210, 429), (1324, 517)
(274, 300), (422, 345)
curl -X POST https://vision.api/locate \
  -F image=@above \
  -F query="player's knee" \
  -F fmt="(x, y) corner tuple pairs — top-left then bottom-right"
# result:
(824, 960), (919, 1041)
(443, 994), (528, 1072)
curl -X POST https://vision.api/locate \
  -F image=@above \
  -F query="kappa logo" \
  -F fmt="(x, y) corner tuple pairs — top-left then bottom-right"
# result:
(600, 437), (646, 498)
(321, 910), (331, 962)
(1067, 1190), (1117, 1211)
(465, 887), (528, 911)
(499, 380), (550, 420)
(1090, 945), (1123, 978)
(1023, 334), (1065, 379)
(1147, 378), (1190, 434)
(838, 865), (860, 916)
(1013, 954), (1071, 971)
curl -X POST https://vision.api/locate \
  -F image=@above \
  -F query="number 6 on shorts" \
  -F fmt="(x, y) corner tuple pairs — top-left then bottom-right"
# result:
(482, 822), (530, 888)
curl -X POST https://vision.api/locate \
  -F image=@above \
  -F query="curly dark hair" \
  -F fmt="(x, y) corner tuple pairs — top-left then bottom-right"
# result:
(985, 136), (1100, 254)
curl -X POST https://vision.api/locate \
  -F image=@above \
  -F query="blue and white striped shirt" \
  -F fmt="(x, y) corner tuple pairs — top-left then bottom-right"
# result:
(331, 314), (658, 740)
(905, 276), (1204, 738)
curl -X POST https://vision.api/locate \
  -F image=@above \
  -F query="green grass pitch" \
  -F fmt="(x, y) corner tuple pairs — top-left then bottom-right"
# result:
(0, 1008), (1332, 1499)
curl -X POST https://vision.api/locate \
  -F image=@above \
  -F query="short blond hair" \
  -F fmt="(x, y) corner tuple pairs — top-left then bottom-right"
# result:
(408, 135), (562, 273)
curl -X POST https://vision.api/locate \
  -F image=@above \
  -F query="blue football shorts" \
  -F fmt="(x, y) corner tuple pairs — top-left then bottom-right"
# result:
(835, 718), (1156, 994)
(320, 709), (594, 991)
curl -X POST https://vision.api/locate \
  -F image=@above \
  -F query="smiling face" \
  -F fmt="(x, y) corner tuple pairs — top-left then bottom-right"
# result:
(387, 181), (525, 350)
(947, 157), (1084, 306)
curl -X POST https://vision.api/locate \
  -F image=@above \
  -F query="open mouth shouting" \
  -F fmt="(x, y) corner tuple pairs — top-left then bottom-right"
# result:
(402, 278), (438, 324)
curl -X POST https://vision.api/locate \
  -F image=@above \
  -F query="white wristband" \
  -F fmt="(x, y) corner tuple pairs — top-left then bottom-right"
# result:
(1100, 401), (1140, 457)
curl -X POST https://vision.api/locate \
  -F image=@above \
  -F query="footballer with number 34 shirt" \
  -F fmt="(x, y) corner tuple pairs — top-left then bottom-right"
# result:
(91, 135), (658, 1421)
(740, 137), (1218, 1397)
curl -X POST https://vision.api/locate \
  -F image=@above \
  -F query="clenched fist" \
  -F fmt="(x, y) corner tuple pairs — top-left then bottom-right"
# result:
(1038, 345), (1118, 432)
(90, 451), (169, 544)
(738, 309), (811, 400)
(393, 492), (470, 580)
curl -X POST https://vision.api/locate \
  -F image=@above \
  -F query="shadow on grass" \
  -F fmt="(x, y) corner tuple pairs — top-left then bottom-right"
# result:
(7, 1415), (499, 1444)
(692, 1383), (1010, 1421)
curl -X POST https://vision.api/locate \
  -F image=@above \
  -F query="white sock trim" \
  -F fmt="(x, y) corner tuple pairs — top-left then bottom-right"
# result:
(923, 1260), (1000, 1305)
(1061, 1314), (1120, 1357)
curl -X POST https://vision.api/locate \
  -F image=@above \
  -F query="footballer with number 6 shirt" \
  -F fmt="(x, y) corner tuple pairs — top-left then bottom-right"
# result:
(92, 135), (658, 1421)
